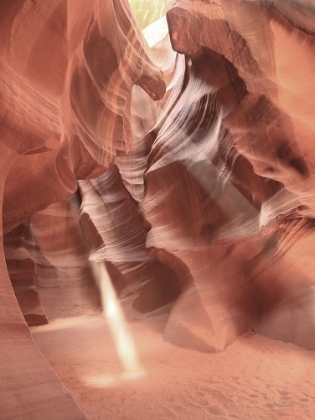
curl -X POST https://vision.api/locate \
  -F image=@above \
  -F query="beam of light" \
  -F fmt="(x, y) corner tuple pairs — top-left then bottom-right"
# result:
(89, 260), (145, 377)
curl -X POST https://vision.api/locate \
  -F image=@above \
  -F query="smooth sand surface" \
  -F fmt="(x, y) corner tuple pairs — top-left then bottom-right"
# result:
(31, 315), (315, 420)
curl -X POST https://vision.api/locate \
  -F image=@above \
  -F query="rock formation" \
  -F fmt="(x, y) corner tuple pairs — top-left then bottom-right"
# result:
(1, 0), (315, 418)
(163, 0), (315, 351)
(0, 0), (164, 418)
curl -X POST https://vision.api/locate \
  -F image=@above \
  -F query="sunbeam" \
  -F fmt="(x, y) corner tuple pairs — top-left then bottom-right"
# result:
(90, 260), (145, 376)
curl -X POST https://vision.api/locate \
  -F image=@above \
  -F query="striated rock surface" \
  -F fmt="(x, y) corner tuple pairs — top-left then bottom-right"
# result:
(0, 0), (164, 418)
(158, 0), (315, 351)
(26, 198), (100, 321)
(2, 0), (165, 234)
(167, 0), (315, 201)
(79, 165), (181, 319)
(4, 223), (48, 327)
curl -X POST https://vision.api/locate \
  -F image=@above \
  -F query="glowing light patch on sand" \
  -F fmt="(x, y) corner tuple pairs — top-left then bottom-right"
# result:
(85, 374), (116, 388)
(29, 316), (94, 332)
(85, 371), (146, 389)
(90, 261), (145, 375)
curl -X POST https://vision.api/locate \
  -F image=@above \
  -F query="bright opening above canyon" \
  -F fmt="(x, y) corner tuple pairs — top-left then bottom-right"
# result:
(1, 1), (315, 419)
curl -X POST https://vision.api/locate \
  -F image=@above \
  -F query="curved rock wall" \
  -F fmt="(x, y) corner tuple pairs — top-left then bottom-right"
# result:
(161, 0), (315, 350)
(0, 0), (164, 418)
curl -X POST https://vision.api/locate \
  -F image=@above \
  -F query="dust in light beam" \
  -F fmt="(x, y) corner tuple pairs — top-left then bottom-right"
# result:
(90, 261), (144, 376)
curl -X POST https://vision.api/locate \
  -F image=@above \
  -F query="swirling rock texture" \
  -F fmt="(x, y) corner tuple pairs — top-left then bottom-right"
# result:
(163, 0), (315, 351)
(79, 166), (181, 319)
(4, 223), (48, 327)
(0, 0), (164, 418)
(1, 0), (315, 418)
(4, 197), (101, 326)
(78, 18), (183, 319)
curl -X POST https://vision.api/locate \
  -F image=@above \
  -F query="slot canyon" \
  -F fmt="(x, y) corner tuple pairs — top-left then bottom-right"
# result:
(1, 0), (315, 419)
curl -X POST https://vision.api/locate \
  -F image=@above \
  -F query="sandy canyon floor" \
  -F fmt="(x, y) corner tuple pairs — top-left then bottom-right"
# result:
(31, 315), (315, 420)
